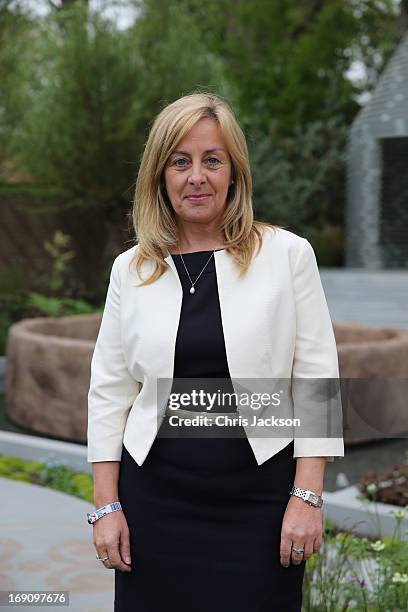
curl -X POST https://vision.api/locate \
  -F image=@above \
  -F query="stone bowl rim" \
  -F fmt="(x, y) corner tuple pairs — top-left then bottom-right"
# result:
(333, 320), (408, 348)
(7, 314), (100, 349)
(7, 315), (408, 350)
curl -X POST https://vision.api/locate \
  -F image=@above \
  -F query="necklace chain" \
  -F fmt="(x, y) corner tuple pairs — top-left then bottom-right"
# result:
(177, 245), (215, 295)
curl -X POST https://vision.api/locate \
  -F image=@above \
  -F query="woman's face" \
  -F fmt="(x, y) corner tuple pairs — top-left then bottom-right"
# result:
(163, 117), (233, 227)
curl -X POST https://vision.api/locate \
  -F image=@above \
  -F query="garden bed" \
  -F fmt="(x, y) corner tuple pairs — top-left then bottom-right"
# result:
(1, 450), (408, 610)
(359, 460), (408, 507)
(0, 450), (93, 503)
(1, 451), (408, 611)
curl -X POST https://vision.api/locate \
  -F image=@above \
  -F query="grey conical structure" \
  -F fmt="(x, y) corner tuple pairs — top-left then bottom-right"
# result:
(346, 33), (408, 268)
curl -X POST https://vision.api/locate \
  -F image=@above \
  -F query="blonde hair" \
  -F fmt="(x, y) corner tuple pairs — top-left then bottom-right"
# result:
(129, 91), (281, 285)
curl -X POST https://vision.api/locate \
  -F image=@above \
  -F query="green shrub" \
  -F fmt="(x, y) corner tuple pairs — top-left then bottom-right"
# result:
(27, 293), (98, 317)
(0, 453), (93, 502)
(307, 224), (344, 267)
(71, 473), (94, 503)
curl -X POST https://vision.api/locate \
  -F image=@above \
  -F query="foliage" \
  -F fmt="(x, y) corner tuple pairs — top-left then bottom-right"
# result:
(171, 0), (402, 133)
(0, 229), (100, 351)
(26, 293), (99, 317)
(0, 452), (94, 503)
(249, 116), (348, 243)
(0, 262), (30, 354)
(129, 0), (238, 123)
(43, 230), (75, 293)
(26, 229), (99, 317)
(302, 518), (408, 611)
(12, 1), (231, 213)
(307, 225), (344, 267)
(1, 0), (405, 263)
(358, 449), (408, 509)
(0, 0), (33, 178)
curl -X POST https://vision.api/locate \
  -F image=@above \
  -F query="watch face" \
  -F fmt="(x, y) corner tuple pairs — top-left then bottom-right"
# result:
(306, 492), (320, 506)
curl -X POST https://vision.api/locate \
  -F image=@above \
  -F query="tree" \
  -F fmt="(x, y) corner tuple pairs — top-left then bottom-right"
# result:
(162, 0), (403, 133)
(0, 1), (33, 179)
(12, 0), (233, 217)
(47, 0), (88, 9)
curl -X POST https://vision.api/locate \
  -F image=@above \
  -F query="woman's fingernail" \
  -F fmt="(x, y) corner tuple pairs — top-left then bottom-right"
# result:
(125, 557), (131, 564)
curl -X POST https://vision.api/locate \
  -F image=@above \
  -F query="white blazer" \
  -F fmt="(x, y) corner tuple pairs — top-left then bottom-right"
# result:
(87, 226), (344, 466)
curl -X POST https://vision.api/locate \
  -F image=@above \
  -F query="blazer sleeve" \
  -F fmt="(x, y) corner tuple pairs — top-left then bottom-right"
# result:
(87, 254), (141, 462)
(291, 238), (344, 461)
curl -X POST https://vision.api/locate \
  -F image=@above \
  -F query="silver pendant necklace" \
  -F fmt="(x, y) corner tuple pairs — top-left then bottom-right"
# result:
(177, 246), (215, 294)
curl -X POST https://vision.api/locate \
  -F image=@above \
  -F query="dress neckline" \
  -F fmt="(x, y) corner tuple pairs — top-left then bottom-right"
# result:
(170, 248), (225, 256)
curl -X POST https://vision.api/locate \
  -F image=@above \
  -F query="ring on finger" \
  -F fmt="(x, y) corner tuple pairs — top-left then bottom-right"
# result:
(291, 546), (305, 555)
(96, 554), (109, 562)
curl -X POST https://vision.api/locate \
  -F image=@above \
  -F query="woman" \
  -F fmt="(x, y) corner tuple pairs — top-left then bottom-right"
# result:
(87, 92), (344, 612)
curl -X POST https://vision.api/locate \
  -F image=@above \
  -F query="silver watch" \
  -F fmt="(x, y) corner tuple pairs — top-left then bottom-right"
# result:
(290, 486), (323, 508)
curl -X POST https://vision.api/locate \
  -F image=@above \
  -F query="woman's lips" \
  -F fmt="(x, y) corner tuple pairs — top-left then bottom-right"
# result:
(185, 194), (211, 201)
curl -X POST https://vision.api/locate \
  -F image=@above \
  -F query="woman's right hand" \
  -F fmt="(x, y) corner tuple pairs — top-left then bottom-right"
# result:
(92, 510), (132, 572)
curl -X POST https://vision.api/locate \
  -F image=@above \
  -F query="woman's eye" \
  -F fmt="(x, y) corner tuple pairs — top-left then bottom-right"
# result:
(173, 157), (221, 167)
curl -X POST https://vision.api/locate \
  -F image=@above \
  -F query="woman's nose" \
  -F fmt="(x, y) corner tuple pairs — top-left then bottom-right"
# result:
(188, 162), (207, 185)
(188, 174), (206, 186)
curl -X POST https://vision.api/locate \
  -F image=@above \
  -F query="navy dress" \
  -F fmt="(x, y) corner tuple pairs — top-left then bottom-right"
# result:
(114, 250), (306, 611)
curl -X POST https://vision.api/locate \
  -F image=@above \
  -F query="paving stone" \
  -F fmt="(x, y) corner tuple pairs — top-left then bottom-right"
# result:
(0, 478), (113, 612)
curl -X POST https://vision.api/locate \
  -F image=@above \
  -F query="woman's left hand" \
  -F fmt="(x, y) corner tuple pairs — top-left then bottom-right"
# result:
(280, 495), (323, 567)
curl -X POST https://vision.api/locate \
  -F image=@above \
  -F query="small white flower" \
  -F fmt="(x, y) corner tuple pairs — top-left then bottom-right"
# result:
(371, 540), (385, 552)
(392, 572), (408, 584)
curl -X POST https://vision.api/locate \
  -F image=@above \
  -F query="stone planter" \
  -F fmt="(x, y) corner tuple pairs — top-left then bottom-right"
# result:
(5, 314), (101, 442)
(334, 322), (408, 445)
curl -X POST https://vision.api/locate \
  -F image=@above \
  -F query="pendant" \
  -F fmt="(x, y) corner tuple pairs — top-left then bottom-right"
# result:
(190, 286), (195, 294)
